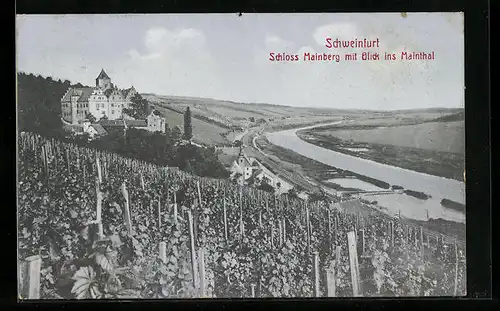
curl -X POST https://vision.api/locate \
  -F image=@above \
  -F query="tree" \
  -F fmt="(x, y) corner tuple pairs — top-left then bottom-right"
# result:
(183, 107), (193, 141)
(257, 179), (275, 193)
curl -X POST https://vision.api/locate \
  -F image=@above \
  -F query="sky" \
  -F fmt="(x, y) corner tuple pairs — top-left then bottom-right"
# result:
(16, 13), (464, 110)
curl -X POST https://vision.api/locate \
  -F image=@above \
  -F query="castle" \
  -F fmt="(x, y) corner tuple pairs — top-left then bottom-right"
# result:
(61, 69), (166, 134)
(61, 69), (137, 125)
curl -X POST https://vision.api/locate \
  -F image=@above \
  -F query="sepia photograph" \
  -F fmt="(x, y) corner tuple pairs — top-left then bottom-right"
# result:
(16, 13), (466, 299)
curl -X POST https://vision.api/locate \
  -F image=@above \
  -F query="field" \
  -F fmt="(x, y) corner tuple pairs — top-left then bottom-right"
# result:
(151, 104), (231, 146)
(143, 94), (368, 132)
(311, 121), (464, 154)
(18, 133), (465, 299)
(298, 110), (465, 181)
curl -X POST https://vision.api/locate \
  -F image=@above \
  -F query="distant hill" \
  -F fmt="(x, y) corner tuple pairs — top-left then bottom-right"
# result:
(431, 111), (465, 122)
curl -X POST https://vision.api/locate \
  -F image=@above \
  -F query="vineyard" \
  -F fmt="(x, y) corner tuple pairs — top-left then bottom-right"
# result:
(17, 132), (466, 299)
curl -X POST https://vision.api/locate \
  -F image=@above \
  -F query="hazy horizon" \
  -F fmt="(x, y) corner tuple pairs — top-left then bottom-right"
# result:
(16, 13), (464, 110)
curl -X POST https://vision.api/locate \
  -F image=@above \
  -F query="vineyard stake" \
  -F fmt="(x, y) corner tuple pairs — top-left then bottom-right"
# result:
(259, 210), (262, 228)
(278, 220), (283, 247)
(282, 218), (286, 242)
(159, 242), (167, 264)
(66, 148), (70, 174)
(327, 209), (332, 248)
(96, 184), (103, 223)
(454, 242), (459, 296)
(306, 206), (311, 250)
(223, 197), (228, 241)
(391, 221), (394, 247)
(313, 251), (320, 297)
(198, 248), (206, 297)
(326, 260), (336, 297)
(251, 284), (256, 298)
(197, 181), (202, 209)
(173, 192), (178, 226)
(96, 156), (102, 184)
(270, 222), (274, 248)
(239, 188), (243, 238)
(121, 182), (133, 235)
(420, 227), (424, 257)
(157, 199), (161, 229)
(19, 255), (42, 299)
(347, 231), (362, 297)
(360, 229), (365, 256)
(187, 211), (200, 290)
(140, 174), (145, 190)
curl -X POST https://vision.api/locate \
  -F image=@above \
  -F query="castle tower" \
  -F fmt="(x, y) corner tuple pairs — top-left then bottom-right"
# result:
(237, 146), (246, 167)
(96, 69), (112, 90)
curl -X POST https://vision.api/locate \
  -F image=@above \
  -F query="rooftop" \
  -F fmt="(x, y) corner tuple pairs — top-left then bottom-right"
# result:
(96, 69), (110, 80)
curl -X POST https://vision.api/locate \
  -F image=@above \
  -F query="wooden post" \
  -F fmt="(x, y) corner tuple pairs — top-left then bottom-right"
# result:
(326, 260), (337, 297)
(336, 246), (341, 269)
(223, 197), (228, 241)
(157, 199), (162, 229)
(360, 229), (365, 256)
(347, 231), (362, 297)
(278, 220), (283, 247)
(282, 218), (286, 242)
(198, 248), (206, 297)
(270, 223), (274, 248)
(251, 284), (256, 298)
(140, 174), (145, 190)
(420, 227), (424, 257)
(391, 221), (394, 247)
(239, 188), (243, 238)
(313, 251), (320, 297)
(19, 255), (41, 299)
(159, 242), (167, 264)
(197, 181), (202, 209)
(306, 206), (311, 250)
(187, 211), (199, 289)
(96, 184), (103, 223)
(96, 156), (102, 184)
(121, 182), (132, 235)
(454, 242), (459, 296)
(259, 210), (262, 228)
(66, 148), (70, 174)
(327, 209), (332, 250)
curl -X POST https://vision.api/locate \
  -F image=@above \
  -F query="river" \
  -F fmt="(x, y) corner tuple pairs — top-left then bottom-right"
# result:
(265, 121), (466, 222)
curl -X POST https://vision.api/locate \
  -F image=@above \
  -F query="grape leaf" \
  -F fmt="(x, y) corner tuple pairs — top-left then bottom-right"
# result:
(90, 246), (116, 273)
(71, 266), (100, 299)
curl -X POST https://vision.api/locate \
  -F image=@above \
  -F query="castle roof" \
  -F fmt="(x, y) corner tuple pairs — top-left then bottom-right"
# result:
(77, 87), (95, 102)
(104, 88), (123, 98)
(96, 69), (110, 80)
(61, 87), (95, 102)
(122, 86), (136, 98)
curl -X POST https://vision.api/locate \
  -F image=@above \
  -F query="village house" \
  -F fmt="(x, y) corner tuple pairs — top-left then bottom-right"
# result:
(146, 110), (167, 133)
(82, 121), (108, 139)
(228, 147), (292, 193)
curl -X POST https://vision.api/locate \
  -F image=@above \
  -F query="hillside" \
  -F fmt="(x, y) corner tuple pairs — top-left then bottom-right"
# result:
(17, 72), (93, 134)
(17, 132), (466, 298)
